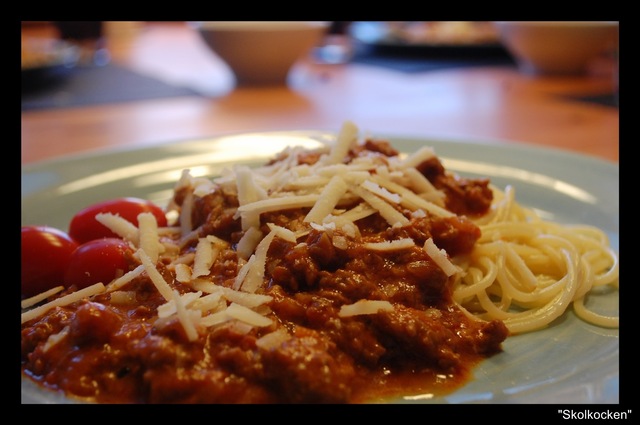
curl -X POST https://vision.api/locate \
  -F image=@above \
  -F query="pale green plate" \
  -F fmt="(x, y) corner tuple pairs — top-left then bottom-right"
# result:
(21, 130), (619, 404)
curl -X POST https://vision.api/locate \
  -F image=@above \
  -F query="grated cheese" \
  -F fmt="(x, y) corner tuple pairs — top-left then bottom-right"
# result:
(109, 291), (137, 305)
(239, 231), (277, 293)
(21, 286), (65, 309)
(350, 185), (409, 227)
(199, 310), (230, 328)
(225, 302), (273, 327)
(332, 235), (349, 250)
(235, 165), (268, 230)
(236, 194), (320, 217)
(423, 238), (462, 277)
(361, 179), (401, 204)
(172, 290), (200, 341)
(170, 251), (196, 266)
(285, 175), (330, 190)
(363, 238), (415, 251)
(256, 329), (291, 350)
(338, 300), (394, 317)
(219, 286), (272, 308)
(95, 213), (139, 243)
(21, 283), (106, 324)
(157, 291), (203, 318)
(138, 249), (174, 301)
(192, 177), (216, 197)
(325, 120), (358, 165)
(138, 212), (163, 262)
(332, 203), (376, 225)
(403, 167), (441, 196)
(266, 223), (298, 243)
(42, 326), (70, 353)
(304, 175), (348, 224)
(227, 321), (254, 335)
(106, 264), (144, 292)
(191, 236), (222, 278)
(400, 146), (436, 169)
(174, 263), (192, 283)
(235, 165), (267, 205)
(190, 292), (224, 312)
(179, 190), (194, 237)
(233, 255), (256, 291)
(175, 168), (193, 190)
(370, 175), (454, 218)
(236, 226), (263, 260)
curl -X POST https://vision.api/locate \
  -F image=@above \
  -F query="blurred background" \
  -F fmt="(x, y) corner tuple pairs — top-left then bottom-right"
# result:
(21, 21), (619, 166)
(21, 21), (619, 110)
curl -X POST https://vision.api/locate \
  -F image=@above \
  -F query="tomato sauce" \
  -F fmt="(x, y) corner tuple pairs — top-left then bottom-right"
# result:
(21, 140), (509, 404)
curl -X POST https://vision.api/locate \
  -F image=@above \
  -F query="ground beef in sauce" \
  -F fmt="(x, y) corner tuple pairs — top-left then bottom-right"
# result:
(415, 156), (493, 216)
(21, 139), (508, 404)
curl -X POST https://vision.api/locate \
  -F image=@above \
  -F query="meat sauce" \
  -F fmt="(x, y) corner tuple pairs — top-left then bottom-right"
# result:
(21, 139), (508, 404)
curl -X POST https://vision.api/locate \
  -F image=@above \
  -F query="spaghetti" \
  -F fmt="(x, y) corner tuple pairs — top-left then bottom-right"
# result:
(454, 184), (619, 334)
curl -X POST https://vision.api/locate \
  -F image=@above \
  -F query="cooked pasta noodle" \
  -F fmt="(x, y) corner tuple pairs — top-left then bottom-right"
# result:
(453, 185), (619, 334)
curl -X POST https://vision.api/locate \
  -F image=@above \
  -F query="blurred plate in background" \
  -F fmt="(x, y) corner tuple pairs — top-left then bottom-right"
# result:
(350, 21), (510, 57)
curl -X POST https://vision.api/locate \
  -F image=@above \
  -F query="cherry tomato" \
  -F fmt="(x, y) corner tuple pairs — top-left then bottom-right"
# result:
(69, 197), (167, 244)
(64, 238), (135, 289)
(21, 226), (79, 298)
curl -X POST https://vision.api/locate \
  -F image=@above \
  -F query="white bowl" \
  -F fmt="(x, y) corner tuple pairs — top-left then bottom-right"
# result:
(194, 21), (329, 86)
(494, 21), (618, 75)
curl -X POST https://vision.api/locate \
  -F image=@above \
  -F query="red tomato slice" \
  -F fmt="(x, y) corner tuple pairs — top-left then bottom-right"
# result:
(69, 197), (167, 244)
(21, 226), (79, 298)
(64, 238), (135, 289)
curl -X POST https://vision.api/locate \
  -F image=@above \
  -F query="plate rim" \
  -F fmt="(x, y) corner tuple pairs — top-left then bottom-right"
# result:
(22, 129), (619, 172)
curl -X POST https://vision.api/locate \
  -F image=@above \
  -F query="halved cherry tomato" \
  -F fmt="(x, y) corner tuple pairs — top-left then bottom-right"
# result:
(64, 238), (135, 289)
(21, 226), (79, 298)
(69, 197), (167, 244)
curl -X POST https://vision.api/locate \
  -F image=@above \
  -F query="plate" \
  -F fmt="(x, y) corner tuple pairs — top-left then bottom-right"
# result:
(21, 131), (619, 404)
(349, 21), (510, 57)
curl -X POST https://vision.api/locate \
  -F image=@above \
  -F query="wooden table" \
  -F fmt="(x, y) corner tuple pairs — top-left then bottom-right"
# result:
(21, 22), (619, 165)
